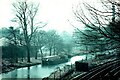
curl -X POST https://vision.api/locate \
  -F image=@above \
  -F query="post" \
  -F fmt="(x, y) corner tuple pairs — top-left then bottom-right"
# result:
(27, 67), (30, 79)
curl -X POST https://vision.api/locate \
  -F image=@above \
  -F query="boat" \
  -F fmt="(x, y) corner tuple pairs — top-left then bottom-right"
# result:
(42, 55), (68, 65)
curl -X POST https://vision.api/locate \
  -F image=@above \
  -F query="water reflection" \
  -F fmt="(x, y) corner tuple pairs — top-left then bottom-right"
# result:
(27, 67), (30, 79)
(1, 55), (90, 78)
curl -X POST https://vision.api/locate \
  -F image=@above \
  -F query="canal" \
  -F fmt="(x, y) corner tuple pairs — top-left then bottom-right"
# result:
(1, 54), (93, 78)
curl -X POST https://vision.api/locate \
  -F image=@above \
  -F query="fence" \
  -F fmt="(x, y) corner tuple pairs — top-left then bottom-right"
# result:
(48, 64), (75, 80)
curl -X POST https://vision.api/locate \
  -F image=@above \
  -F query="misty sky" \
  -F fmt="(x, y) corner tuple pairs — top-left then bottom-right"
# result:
(0, 0), (99, 33)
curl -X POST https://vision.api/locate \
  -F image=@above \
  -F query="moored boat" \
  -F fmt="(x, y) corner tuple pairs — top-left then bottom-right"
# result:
(42, 55), (68, 65)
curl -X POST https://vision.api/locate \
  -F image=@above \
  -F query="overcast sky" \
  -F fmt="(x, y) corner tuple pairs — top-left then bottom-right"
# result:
(0, 0), (99, 33)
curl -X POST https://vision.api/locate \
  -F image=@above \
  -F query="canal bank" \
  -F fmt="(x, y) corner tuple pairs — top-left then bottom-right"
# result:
(1, 55), (92, 79)
(1, 58), (41, 74)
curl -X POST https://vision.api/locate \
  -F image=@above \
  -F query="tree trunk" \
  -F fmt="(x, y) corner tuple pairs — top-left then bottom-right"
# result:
(35, 47), (38, 59)
(15, 46), (18, 63)
(15, 53), (18, 63)
(22, 56), (23, 62)
(40, 48), (43, 59)
(53, 46), (56, 55)
(49, 48), (52, 56)
(35, 51), (37, 59)
(26, 44), (30, 63)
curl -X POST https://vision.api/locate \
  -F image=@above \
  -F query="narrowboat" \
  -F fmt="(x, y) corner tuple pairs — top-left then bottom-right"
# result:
(42, 55), (68, 65)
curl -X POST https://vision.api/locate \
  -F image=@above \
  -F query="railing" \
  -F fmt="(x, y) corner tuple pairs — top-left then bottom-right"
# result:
(46, 64), (75, 80)
(71, 59), (120, 80)
(104, 65), (120, 77)
(113, 69), (120, 79)
(88, 62), (119, 80)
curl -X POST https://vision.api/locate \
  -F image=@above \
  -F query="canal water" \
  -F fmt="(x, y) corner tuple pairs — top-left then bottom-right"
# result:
(1, 55), (93, 78)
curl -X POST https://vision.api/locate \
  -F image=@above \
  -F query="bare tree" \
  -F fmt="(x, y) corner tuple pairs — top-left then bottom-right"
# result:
(31, 30), (47, 59)
(12, 0), (46, 62)
(46, 30), (59, 56)
(45, 30), (64, 56)
(72, 0), (120, 54)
